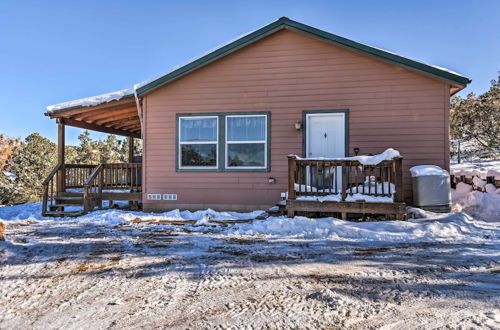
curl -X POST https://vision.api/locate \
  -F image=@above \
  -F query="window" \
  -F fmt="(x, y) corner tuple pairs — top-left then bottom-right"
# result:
(177, 112), (269, 171)
(225, 115), (267, 169)
(178, 116), (218, 169)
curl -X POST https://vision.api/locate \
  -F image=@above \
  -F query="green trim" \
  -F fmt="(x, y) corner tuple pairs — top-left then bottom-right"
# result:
(175, 111), (271, 172)
(302, 109), (349, 158)
(137, 17), (470, 96)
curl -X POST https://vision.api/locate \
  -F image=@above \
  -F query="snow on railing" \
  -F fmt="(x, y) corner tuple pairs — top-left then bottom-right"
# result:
(287, 149), (404, 203)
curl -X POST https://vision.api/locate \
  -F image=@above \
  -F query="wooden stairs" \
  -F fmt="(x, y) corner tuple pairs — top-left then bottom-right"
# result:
(43, 192), (86, 217)
(42, 163), (142, 217)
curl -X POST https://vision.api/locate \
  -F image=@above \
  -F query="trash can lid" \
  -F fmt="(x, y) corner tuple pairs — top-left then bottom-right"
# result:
(409, 165), (449, 177)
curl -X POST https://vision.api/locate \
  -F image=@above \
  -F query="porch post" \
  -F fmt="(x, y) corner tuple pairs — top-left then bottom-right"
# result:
(394, 157), (404, 203)
(56, 119), (65, 193)
(128, 136), (134, 163)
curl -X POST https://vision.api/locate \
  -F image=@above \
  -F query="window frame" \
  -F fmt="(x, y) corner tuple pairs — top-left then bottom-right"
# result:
(175, 112), (270, 172)
(225, 114), (268, 170)
(178, 115), (219, 170)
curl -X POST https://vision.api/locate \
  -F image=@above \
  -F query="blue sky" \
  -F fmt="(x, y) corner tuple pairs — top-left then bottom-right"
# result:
(1, 0), (498, 145)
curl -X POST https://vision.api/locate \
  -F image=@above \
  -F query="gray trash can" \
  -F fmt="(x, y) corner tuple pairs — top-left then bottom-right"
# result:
(410, 165), (451, 213)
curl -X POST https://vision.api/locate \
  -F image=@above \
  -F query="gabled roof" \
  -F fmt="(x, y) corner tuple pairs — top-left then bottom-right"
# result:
(47, 17), (471, 114)
(135, 16), (471, 96)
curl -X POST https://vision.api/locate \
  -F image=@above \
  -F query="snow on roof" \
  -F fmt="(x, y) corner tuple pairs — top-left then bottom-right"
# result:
(292, 148), (401, 165)
(46, 88), (134, 113)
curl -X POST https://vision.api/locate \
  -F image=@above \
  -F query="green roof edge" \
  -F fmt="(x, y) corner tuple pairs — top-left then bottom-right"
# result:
(136, 17), (470, 96)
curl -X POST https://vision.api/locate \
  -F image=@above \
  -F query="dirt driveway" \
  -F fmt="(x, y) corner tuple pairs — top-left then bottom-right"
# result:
(1, 218), (499, 329)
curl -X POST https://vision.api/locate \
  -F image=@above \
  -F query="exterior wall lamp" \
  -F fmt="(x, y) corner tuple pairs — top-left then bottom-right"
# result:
(294, 120), (302, 131)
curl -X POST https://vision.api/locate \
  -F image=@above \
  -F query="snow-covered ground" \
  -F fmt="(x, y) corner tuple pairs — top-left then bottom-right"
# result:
(451, 160), (500, 222)
(1, 202), (499, 329)
(451, 159), (500, 179)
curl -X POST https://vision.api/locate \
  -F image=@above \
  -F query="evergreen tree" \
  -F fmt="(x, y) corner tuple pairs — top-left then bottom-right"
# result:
(450, 74), (500, 158)
(4, 133), (57, 203)
(74, 130), (100, 164)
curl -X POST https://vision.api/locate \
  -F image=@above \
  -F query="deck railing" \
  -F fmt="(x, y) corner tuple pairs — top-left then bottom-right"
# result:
(41, 162), (63, 216)
(101, 163), (142, 191)
(65, 164), (97, 189)
(83, 163), (142, 213)
(287, 155), (404, 202)
(42, 162), (142, 215)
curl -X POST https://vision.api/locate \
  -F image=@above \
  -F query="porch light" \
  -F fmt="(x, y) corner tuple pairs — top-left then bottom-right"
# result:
(294, 120), (302, 131)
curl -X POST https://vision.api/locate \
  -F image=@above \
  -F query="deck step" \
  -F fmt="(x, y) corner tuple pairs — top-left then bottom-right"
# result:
(43, 211), (85, 217)
(49, 203), (83, 210)
(58, 192), (84, 197)
(55, 196), (84, 204)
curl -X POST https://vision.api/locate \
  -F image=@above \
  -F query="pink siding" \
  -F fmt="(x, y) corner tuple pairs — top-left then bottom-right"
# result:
(142, 29), (450, 211)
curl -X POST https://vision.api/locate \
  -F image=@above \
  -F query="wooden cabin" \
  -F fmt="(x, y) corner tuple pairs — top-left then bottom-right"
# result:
(43, 17), (470, 217)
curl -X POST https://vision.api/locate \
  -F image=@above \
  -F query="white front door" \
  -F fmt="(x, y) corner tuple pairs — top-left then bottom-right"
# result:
(306, 113), (345, 158)
(305, 112), (346, 190)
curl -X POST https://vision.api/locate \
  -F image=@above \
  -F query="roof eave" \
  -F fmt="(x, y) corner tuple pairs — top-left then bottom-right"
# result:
(45, 94), (136, 117)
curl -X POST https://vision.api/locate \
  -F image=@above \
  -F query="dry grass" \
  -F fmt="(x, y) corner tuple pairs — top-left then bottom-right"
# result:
(0, 221), (4, 241)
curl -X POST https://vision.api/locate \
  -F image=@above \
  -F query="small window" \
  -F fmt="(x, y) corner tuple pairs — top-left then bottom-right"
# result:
(225, 115), (267, 169)
(179, 116), (218, 168)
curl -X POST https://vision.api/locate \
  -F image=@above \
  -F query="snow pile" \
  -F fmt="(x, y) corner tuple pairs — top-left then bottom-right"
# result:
(46, 88), (134, 113)
(452, 157), (500, 221)
(292, 148), (401, 165)
(409, 165), (448, 177)
(472, 176), (487, 189)
(0, 202), (264, 224)
(452, 190), (500, 222)
(228, 213), (498, 243)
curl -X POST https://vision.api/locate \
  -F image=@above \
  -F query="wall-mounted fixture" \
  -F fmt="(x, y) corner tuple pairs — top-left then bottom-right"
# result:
(353, 147), (360, 156)
(294, 120), (302, 131)
(268, 177), (276, 184)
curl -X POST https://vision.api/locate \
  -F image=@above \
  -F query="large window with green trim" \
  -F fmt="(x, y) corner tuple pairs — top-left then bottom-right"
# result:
(225, 115), (267, 169)
(177, 112), (269, 172)
(178, 116), (218, 169)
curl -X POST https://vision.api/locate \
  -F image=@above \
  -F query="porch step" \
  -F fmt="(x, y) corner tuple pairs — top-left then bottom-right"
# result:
(43, 210), (85, 217)
(55, 196), (84, 205)
(49, 203), (83, 210)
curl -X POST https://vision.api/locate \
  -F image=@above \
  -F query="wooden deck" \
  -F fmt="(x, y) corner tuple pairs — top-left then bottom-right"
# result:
(286, 155), (406, 220)
(42, 162), (142, 217)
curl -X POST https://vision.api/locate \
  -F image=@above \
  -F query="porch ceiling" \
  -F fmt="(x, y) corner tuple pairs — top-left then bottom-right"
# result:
(46, 96), (141, 138)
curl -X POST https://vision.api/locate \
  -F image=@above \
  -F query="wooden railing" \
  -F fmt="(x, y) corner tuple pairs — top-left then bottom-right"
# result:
(83, 164), (104, 213)
(65, 164), (97, 188)
(83, 163), (142, 213)
(41, 163), (63, 216)
(287, 155), (404, 202)
(101, 163), (142, 191)
(42, 162), (142, 215)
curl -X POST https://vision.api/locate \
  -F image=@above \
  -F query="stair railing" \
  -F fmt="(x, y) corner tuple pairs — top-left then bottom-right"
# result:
(41, 163), (63, 216)
(83, 164), (104, 214)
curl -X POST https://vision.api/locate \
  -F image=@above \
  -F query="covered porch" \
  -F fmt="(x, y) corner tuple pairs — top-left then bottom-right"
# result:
(42, 93), (143, 217)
